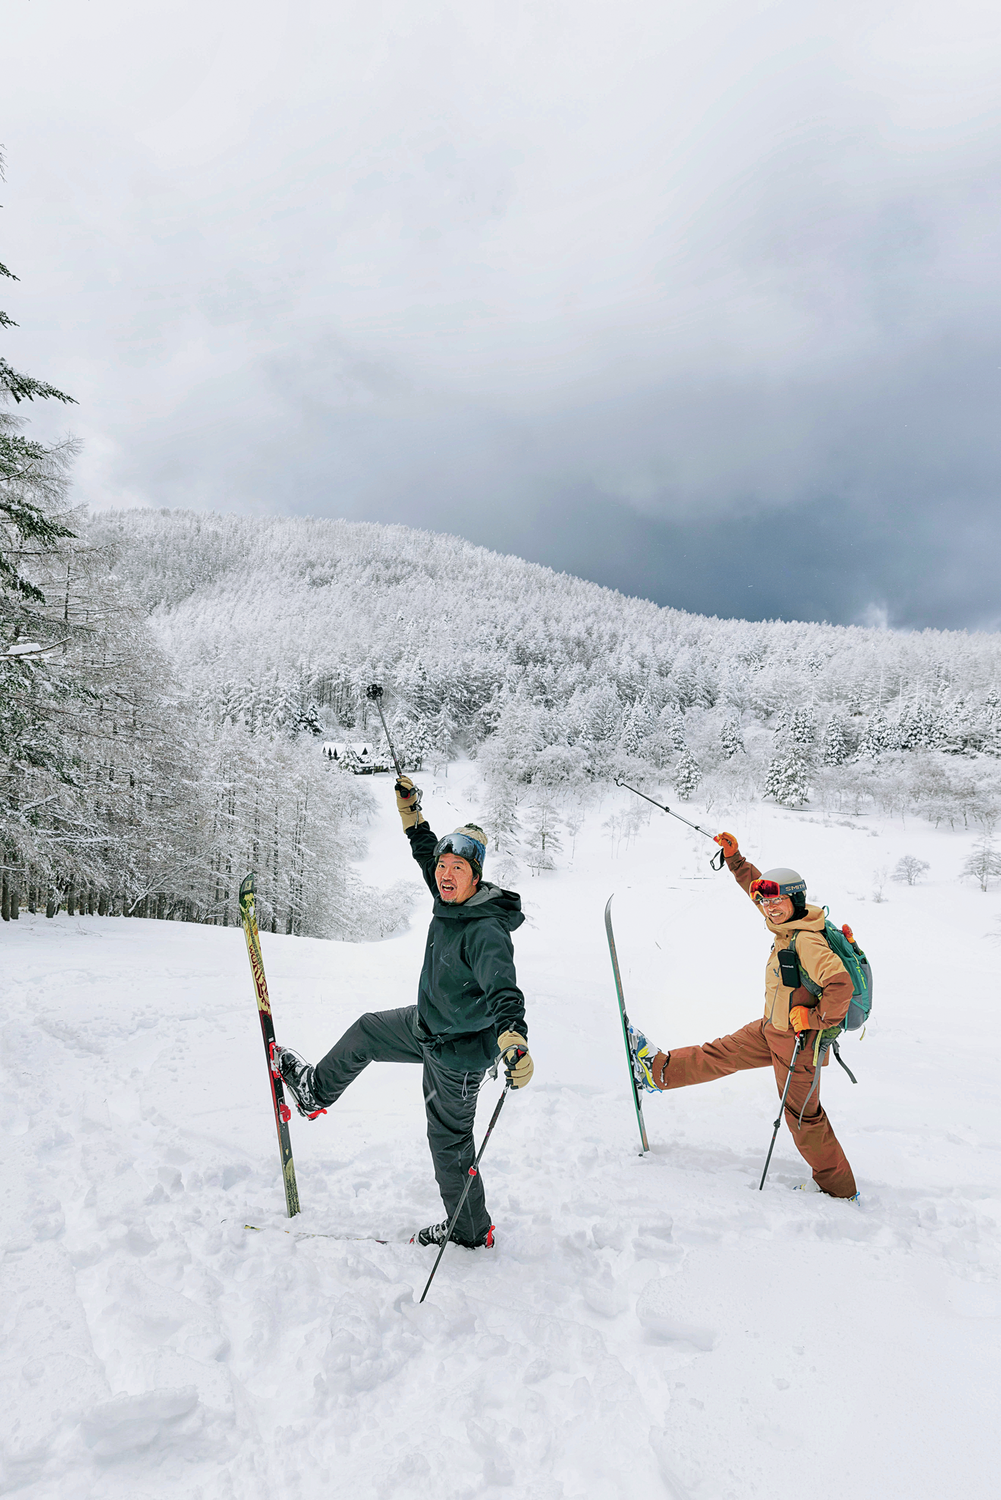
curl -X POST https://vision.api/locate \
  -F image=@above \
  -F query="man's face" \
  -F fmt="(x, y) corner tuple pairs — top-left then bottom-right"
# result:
(759, 894), (796, 924)
(436, 853), (478, 904)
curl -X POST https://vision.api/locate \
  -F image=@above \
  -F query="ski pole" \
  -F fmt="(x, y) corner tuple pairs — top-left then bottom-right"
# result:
(758, 1033), (807, 1191)
(419, 1078), (515, 1304)
(615, 780), (725, 869)
(365, 683), (404, 777)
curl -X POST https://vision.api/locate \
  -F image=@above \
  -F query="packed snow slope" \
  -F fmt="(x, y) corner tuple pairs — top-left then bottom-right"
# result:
(3, 768), (998, 1500)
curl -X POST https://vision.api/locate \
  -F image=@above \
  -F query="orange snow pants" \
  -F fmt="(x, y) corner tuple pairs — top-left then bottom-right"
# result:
(662, 1018), (857, 1198)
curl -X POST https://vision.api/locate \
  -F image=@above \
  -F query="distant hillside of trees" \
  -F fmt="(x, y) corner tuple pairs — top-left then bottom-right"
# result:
(5, 502), (999, 933)
(95, 508), (1001, 868)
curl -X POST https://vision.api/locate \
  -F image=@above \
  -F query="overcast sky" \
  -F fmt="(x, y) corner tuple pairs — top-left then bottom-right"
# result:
(5, 0), (1001, 630)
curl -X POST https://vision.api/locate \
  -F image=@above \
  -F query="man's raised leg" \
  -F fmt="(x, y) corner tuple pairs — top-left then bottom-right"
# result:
(659, 1019), (773, 1089)
(310, 1006), (424, 1104)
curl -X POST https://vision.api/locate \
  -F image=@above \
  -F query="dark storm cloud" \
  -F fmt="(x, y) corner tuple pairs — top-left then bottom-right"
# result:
(5, 0), (1001, 628)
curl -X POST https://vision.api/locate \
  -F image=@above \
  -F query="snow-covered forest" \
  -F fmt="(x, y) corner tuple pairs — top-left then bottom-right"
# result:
(3, 505), (1001, 937)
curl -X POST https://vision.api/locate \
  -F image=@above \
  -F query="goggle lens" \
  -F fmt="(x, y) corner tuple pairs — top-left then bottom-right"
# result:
(434, 834), (485, 867)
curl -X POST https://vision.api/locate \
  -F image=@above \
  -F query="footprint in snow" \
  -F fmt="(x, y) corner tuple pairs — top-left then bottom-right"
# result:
(635, 1280), (716, 1353)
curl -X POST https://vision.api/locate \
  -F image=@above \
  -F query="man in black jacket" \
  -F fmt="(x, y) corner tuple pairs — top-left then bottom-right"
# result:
(272, 776), (532, 1248)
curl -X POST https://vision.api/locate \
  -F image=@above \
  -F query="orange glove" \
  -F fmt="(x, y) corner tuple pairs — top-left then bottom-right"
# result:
(789, 1005), (812, 1033)
(714, 831), (739, 858)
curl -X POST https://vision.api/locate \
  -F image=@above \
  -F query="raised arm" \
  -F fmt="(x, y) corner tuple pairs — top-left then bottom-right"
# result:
(395, 776), (439, 898)
(406, 820), (441, 899)
(715, 832), (762, 900)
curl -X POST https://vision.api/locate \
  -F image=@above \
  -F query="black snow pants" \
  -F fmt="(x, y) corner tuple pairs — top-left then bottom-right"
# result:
(313, 1006), (490, 1244)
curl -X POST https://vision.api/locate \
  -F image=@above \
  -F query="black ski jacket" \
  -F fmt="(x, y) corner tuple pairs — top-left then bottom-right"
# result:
(406, 821), (527, 1072)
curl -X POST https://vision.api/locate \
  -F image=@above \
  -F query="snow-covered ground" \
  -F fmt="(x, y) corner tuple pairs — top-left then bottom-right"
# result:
(3, 766), (999, 1500)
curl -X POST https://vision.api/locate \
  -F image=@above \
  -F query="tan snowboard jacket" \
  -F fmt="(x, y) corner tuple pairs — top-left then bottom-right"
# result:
(726, 852), (853, 1034)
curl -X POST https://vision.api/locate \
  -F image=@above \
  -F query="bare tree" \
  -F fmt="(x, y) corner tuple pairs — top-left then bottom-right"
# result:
(962, 834), (1001, 893)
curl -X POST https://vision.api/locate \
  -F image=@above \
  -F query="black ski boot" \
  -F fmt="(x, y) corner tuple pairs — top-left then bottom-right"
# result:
(411, 1220), (495, 1249)
(270, 1043), (328, 1120)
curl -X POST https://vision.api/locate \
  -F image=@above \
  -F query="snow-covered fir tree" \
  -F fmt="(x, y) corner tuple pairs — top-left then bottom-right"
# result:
(674, 746), (702, 799)
(822, 714), (852, 766)
(720, 717), (744, 759)
(961, 833), (1001, 892)
(765, 748), (810, 807)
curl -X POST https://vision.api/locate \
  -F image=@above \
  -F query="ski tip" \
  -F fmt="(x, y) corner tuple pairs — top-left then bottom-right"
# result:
(239, 872), (256, 899)
(604, 893), (615, 918)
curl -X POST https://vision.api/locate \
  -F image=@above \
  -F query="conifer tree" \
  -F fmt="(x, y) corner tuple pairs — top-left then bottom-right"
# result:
(765, 749), (810, 807)
(1, 211), (77, 636)
(720, 717), (744, 759)
(524, 798), (562, 875)
(822, 714), (851, 766)
(962, 833), (1001, 892)
(674, 745), (701, 799)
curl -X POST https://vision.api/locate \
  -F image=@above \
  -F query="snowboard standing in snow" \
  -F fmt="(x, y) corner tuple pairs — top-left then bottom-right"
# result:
(604, 895), (650, 1155)
(238, 873), (301, 1219)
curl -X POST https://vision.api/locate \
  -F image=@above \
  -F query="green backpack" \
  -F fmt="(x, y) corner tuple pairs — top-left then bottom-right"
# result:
(788, 915), (872, 1084)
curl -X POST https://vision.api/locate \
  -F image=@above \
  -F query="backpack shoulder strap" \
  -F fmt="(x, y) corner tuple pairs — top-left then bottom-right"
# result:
(787, 930), (822, 997)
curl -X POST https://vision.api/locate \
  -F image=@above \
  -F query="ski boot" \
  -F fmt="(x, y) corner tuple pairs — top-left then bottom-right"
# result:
(628, 1024), (667, 1092)
(270, 1043), (328, 1120)
(411, 1220), (495, 1249)
(794, 1182), (861, 1203)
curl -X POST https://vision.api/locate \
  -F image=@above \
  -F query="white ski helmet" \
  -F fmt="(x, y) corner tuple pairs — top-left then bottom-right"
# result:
(760, 867), (807, 899)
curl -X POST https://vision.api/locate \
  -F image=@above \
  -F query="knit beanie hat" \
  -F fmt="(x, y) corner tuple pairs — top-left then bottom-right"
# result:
(433, 824), (488, 878)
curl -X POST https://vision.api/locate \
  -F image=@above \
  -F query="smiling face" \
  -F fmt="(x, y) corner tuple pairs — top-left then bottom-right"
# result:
(435, 853), (479, 904)
(759, 894), (796, 924)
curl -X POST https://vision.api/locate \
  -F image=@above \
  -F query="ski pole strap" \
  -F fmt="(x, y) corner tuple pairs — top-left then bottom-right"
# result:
(831, 1040), (858, 1084)
(796, 1039), (825, 1127)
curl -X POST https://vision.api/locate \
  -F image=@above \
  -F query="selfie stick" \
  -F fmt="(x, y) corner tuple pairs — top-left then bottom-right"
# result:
(365, 683), (403, 778)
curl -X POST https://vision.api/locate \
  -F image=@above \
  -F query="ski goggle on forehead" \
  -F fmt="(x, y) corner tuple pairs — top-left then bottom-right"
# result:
(434, 833), (485, 869)
(749, 879), (783, 900)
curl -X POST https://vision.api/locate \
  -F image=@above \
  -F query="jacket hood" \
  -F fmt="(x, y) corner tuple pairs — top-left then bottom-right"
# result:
(433, 880), (524, 931)
(766, 901), (826, 936)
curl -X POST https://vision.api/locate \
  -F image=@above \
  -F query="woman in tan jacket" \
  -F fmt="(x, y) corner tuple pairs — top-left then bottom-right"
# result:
(643, 832), (857, 1199)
